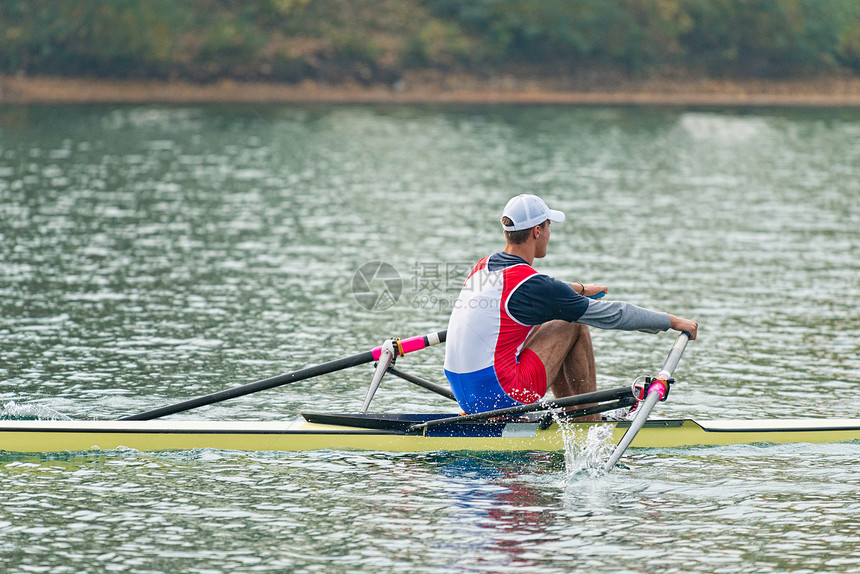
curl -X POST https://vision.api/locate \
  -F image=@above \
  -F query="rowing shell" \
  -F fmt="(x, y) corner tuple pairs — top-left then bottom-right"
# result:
(1, 415), (859, 454)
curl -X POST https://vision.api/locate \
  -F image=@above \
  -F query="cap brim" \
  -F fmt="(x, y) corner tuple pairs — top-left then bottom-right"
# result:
(547, 209), (565, 223)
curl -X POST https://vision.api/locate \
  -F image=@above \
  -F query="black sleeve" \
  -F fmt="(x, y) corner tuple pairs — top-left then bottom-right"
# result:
(506, 275), (590, 325)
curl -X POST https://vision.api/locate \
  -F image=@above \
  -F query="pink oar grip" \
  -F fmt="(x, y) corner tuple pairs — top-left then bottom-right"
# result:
(647, 378), (669, 400)
(399, 335), (427, 355)
(370, 331), (445, 360)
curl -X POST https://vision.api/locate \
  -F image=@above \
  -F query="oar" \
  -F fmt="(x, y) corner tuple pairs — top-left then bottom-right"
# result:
(406, 385), (636, 433)
(387, 366), (457, 401)
(119, 330), (447, 421)
(603, 331), (690, 472)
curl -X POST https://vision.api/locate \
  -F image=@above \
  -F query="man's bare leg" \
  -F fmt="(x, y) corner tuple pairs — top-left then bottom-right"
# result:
(524, 321), (598, 419)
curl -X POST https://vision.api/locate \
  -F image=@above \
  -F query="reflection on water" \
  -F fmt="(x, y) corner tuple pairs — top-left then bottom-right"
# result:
(1, 104), (859, 572)
(2, 443), (858, 572)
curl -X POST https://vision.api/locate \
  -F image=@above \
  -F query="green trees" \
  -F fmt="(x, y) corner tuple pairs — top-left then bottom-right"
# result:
(424, 0), (860, 76)
(1, 0), (859, 82)
(0, 0), (184, 77)
(677, 0), (850, 75)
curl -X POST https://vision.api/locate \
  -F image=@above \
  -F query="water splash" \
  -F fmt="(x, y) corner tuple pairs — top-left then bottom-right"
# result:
(557, 418), (616, 478)
(1, 401), (72, 421)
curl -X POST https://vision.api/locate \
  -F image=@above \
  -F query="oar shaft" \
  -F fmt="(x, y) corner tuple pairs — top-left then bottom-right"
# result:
(387, 367), (457, 401)
(603, 332), (690, 472)
(602, 389), (661, 471)
(120, 329), (448, 421)
(408, 385), (634, 432)
(657, 332), (689, 379)
(120, 351), (374, 421)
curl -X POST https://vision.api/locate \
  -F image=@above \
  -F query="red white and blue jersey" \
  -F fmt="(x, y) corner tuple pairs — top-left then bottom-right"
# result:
(443, 252), (590, 413)
(444, 253), (672, 414)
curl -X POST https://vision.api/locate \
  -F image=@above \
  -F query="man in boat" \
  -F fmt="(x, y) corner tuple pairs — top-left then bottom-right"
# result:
(444, 194), (698, 416)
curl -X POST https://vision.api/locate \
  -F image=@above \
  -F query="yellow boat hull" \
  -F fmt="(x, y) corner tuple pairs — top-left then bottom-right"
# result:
(1, 418), (859, 454)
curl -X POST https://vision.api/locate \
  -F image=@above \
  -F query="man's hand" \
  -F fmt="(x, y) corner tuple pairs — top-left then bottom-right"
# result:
(572, 282), (608, 298)
(582, 283), (608, 298)
(669, 315), (698, 340)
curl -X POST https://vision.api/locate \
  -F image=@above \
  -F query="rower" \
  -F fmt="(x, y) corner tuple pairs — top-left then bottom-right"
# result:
(443, 194), (698, 417)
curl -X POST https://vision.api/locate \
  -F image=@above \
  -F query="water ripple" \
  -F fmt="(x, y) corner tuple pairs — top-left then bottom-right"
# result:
(1, 104), (859, 572)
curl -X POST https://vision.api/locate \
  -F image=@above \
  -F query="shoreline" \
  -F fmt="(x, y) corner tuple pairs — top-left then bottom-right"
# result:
(4, 74), (860, 107)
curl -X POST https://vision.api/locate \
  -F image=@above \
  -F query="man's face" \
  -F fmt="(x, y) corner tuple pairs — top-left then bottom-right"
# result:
(535, 221), (550, 258)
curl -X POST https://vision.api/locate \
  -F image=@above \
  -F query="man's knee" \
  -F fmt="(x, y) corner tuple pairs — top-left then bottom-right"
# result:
(525, 321), (589, 359)
(545, 320), (587, 336)
(539, 320), (587, 347)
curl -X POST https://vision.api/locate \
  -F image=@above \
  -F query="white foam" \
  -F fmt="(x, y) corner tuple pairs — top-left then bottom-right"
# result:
(0, 401), (72, 421)
(557, 419), (616, 477)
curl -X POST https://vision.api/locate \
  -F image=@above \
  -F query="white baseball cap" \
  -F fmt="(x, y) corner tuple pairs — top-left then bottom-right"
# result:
(501, 194), (565, 231)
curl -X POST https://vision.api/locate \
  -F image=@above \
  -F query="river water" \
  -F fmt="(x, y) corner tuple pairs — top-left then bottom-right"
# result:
(1, 103), (858, 572)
